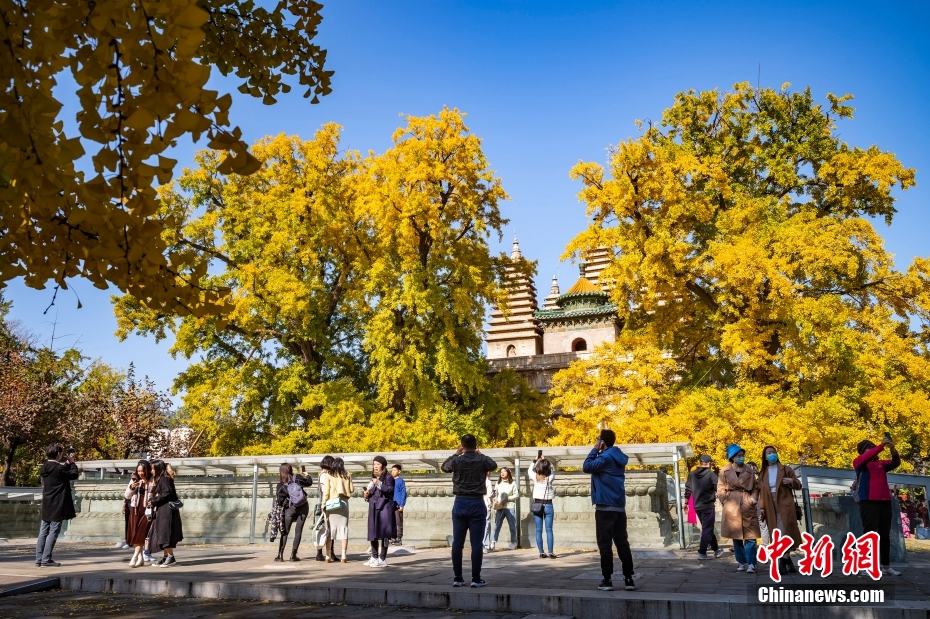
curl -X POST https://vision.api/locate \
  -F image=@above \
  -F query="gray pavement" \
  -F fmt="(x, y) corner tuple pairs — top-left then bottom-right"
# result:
(0, 590), (542, 619)
(1, 541), (928, 617)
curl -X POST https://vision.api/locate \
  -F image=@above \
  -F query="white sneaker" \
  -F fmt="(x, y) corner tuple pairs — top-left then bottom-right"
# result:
(375, 558), (386, 567)
(142, 553), (152, 563)
(746, 565), (756, 574)
(507, 543), (517, 551)
(883, 566), (902, 576)
(736, 563), (746, 572)
(364, 557), (376, 567)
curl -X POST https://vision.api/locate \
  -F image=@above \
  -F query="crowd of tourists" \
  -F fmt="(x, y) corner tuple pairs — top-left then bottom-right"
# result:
(685, 435), (906, 577)
(34, 431), (912, 590)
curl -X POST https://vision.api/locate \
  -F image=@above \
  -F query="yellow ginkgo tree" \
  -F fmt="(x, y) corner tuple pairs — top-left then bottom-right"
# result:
(551, 83), (930, 471)
(0, 0), (332, 313)
(113, 110), (539, 455)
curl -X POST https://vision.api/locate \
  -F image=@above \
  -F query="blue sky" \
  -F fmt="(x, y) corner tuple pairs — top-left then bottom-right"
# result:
(5, 0), (929, 397)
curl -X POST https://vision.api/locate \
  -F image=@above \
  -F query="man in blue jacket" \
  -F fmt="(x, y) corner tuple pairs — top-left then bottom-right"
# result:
(583, 429), (635, 591)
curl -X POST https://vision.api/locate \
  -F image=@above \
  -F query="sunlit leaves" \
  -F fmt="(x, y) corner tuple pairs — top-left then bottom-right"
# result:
(0, 0), (332, 313)
(553, 84), (930, 470)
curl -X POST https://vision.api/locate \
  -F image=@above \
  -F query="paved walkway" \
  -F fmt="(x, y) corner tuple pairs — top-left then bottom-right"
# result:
(1, 541), (928, 617)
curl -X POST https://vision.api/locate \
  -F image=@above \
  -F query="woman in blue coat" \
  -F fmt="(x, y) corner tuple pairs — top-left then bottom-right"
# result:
(364, 455), (396, 567)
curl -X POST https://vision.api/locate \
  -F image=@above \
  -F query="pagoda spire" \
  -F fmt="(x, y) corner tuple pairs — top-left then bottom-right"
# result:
(486, 236), (542, 359)
(543, 274), (561, 310)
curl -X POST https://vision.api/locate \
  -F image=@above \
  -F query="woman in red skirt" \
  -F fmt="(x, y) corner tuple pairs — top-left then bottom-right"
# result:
(125, 460), (153, 568)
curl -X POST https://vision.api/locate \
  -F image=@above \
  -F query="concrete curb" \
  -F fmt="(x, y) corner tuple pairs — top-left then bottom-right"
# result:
(0, 578), (60, 598)
(57, 575), (930, 618)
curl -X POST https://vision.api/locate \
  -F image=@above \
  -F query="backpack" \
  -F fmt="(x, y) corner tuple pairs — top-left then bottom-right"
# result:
(287, 480), (307, 507)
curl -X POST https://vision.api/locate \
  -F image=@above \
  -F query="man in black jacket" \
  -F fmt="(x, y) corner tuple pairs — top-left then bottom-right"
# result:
(36, 444), (80, 567)
(684, 454), (722, 559)
(441, 434), (496, 588)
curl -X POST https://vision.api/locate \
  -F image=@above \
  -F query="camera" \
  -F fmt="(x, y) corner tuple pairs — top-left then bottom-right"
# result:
(65, 446), (76, 457)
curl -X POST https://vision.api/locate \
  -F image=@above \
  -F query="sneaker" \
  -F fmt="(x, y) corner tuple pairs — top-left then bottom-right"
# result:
(364, 557), (376, 567)
(159, 556), (176, 568)
(153, 556), (168, 567)
(714, 549), (725, 558)
(883, 566), (902, 576)
(452, 579), (466, 587)
(113, 541), (128, 549)
(539, 553), (547, 559)
(142, 552), (152, 563)
(39, 561), (61, 568)
(507, 543), (517, 551)
(746, 564), (756, 574)
(623, 576), (636, 591)
(697, 552), (712, 560)
(470, 579), (487, 588)
(375, 558), (386, 567)
(548, 553), (557, 559)
(395, 538), (403, 546)
(736, 563), (746, 572)
(597, 579), (614, 591)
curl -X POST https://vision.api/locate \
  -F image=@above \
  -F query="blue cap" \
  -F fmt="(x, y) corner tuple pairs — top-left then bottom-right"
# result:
(726, 443), (744, 461)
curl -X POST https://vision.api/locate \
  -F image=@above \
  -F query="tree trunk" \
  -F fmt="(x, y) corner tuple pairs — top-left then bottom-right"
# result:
(2, 438), (20, 486)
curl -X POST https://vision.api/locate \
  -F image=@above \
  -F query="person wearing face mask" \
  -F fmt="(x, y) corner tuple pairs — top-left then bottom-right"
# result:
(757, 446), (803, 574)
(717, 444), (760, 573)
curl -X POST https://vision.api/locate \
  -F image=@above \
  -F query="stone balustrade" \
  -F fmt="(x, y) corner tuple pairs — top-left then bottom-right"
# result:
(47, 470), (675, 548)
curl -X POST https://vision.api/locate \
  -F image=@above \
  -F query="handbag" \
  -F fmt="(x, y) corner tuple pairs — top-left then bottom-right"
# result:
(791, 490), (802, 522)
(686, 495), (697, 525)
(530, 500), (546, 517)
(323, 497), (344, 512)
(168, 500), (183, 510)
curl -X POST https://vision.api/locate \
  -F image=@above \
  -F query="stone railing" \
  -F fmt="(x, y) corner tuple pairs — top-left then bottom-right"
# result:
(59, 471), (674, 549)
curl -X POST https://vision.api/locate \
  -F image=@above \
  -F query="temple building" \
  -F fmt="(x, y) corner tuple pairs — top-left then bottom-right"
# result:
(485, 239), (619, 393)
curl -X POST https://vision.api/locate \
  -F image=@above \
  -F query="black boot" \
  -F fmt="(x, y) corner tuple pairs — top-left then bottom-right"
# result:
(289, 550), (301, 562)
(316, 548), (325, 561)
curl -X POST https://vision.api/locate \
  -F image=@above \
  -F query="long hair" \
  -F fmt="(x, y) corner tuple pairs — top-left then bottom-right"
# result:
(331, 457), (350, 480)
(279, 463), (294, 485)
(136, 459), (152, 482)
(151, 459), (166, 480)
(498, 467), (513, 483)
(759, 445), (778, 474)
(165, 463), (176, 479)
(320, 455), (335, 471)
(535, 459), (552, 478)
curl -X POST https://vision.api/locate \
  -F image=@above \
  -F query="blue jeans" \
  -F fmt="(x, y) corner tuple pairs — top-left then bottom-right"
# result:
(451, 496), (487, 582)
(733, 538), (757, 566)
(36, 520), (62, 564)
(533, 502), (554, 554)
(494, 508), (517, 545)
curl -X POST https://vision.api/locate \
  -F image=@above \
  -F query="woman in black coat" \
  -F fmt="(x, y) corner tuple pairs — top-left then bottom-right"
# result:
(275, 463), (313, 561)
(364, 455), (395, 567)
(148, 460), (183, 567)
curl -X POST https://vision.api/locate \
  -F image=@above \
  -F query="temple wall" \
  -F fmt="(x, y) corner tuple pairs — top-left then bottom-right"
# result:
(2, 471), (675, 549)
(542, 324), (615, 355)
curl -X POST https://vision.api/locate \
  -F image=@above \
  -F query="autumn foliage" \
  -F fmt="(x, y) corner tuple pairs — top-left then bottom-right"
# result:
(551, 83), (930, 471)
(0, 0), (332, 313)
(113, 109), (550, 455)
